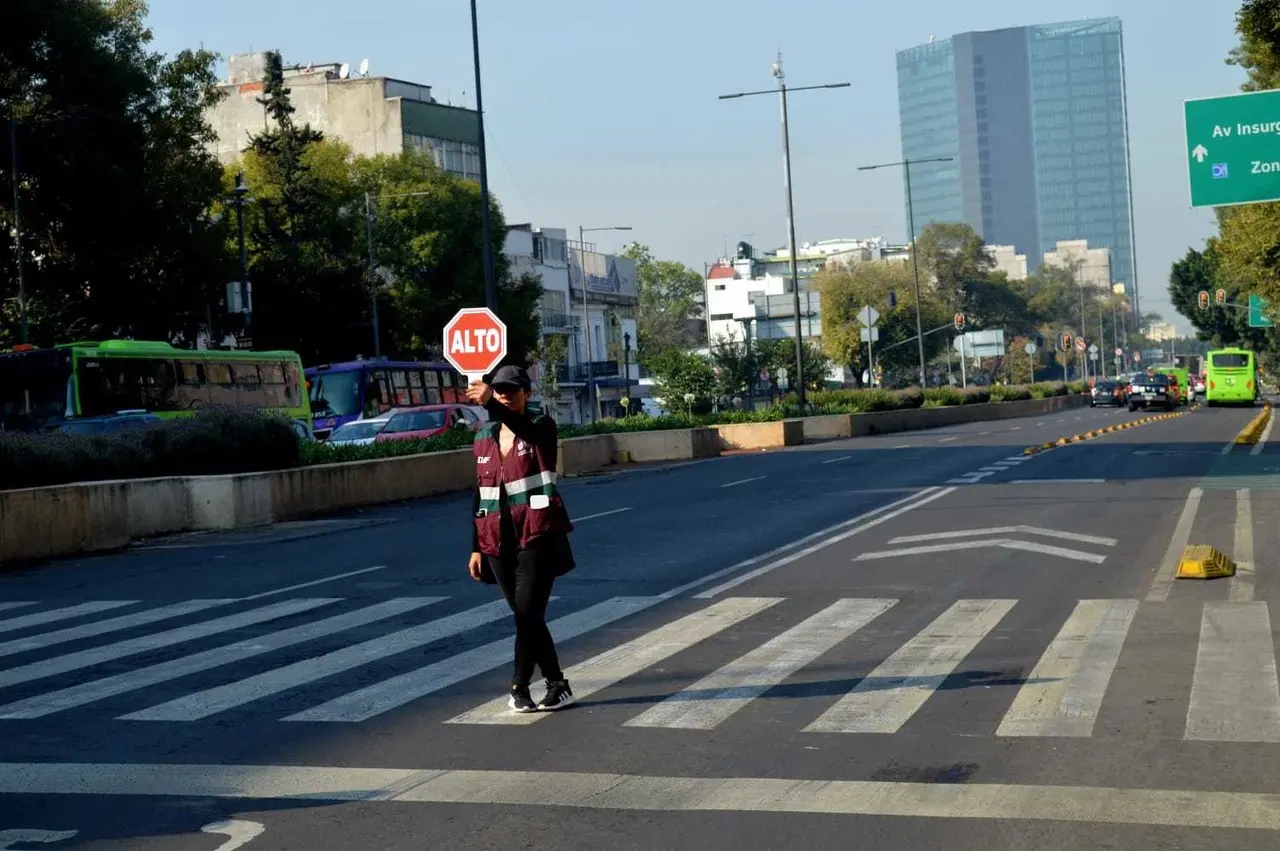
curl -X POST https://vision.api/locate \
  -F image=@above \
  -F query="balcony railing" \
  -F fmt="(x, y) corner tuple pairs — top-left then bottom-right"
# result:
(540, 311), (576, 332)
(554, 361), (621, 383)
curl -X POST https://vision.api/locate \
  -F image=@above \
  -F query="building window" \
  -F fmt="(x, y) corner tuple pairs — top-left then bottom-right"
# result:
(714, 284), (726, 291)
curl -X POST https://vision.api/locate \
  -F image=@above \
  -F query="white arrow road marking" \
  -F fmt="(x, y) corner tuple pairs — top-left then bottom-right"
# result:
(854, 539), (1108, 564)
(887, 526), (1118, 547)
(0, 830), (78, 848)
(201, 820), (265, 850)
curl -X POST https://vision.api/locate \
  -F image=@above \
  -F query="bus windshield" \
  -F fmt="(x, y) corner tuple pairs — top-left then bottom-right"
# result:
(309, 370), (363, 417)
(1211, 352), (1251, 369)
(0, 349), (73, 431)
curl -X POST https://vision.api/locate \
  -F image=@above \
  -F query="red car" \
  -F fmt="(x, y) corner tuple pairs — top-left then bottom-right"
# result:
(375, 404), (482, 442)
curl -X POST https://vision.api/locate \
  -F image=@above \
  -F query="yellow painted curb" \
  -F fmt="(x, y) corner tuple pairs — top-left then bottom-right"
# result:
(1176, 544), (1236, 580)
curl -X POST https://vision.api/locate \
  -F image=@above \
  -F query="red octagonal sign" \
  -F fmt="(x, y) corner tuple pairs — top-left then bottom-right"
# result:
(443, 307), (508, 378)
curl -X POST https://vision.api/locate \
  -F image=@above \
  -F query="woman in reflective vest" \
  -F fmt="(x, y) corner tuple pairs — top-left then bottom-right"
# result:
(466, 365), (576, 713)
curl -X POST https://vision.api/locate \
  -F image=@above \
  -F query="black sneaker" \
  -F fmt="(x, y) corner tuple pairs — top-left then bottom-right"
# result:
(537, 679), (575, 711)
(508, 685), (537, 713)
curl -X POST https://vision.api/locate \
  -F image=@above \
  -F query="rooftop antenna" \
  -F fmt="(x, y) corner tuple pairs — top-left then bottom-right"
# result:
(338, 62), (350, 79)
(358, 58), (370, 77)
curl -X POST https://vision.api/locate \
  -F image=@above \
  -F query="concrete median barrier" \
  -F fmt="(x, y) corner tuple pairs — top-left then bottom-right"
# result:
(0, 392), (1090, 566)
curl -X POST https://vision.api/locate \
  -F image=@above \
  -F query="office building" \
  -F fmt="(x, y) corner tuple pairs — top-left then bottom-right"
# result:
(207, 53), (481, 182)
(895, 18), (1138, 311)
(504, 225), (639, 423)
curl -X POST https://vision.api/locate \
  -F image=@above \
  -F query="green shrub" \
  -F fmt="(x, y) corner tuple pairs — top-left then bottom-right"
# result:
(0, 407), (301, 490)
(923, 387), (965, 407)
(299, 427), (475, 465)
(990, 385), (1032, 402)
(959, 387), (991, 405)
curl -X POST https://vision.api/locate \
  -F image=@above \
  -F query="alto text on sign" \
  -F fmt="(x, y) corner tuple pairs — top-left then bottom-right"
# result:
(442, 308), (508, 379)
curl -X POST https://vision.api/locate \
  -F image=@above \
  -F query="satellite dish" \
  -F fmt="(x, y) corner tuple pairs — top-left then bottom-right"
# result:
(358, 58), (370, 76)
(338, 62), (350, 79)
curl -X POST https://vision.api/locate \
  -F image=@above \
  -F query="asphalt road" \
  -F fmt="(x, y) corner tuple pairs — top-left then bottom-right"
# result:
(3, 398), (1280, 849)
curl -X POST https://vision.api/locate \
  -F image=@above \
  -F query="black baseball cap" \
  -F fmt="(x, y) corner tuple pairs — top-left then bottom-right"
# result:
(489, 365), (531, 391)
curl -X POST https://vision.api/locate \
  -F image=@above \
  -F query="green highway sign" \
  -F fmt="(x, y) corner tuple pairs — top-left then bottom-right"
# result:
(1249, 293), (1275, 328)
(1185, 89), (1280, 208)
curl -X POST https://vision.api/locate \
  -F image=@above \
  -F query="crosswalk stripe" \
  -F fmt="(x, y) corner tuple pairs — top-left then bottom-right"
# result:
(1185, 601), (1280, 742)
(0, 600), (235, 658)
(0, 598), (442, 720)
(0, 598), (337, 690)
(804, 599), (1016, 734)
(286, 597), (662, 723)
(0, 598), (443, 720)
(624, 598), (896, 730)
(0, 601), (137, 635)
(995, 599), (1137, 737)
(447, 597), (784, 726)
(122, 599), (515, 721)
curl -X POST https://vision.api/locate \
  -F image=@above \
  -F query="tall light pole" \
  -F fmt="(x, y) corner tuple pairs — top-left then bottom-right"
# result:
(7, 117), (27, 344)
(858, 156), (953, 388)
(469, 0), (498, 311)
(578, 225), (631, 424)
(363, 188), (440, 358)
(720, 53), (849, 409)
(231, 172), (251, 338)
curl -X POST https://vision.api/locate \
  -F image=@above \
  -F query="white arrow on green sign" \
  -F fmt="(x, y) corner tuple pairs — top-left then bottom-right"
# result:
(1185, 89), (1280, 208)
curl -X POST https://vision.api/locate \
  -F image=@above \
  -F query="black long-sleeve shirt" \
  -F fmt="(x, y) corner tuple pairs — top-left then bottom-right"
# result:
(470, 398), (559, 553)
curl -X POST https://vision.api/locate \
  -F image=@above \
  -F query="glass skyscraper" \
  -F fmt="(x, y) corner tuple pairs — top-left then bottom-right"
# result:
(895, 19), (1137, 305)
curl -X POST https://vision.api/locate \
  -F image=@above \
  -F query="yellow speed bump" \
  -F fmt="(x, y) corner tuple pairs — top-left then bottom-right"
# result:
(1175, 545), (1236, 580)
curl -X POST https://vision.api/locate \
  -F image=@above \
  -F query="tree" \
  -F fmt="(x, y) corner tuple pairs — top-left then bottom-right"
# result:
(815, 258), (948, 386)
(234, 57), (369, 362)
(353, 150), (541, 364)
(709, 330), (759, 404)
(647, 348), (716, 414)
(621, 243), (704, 363)
(535, 334), (566, 404)
(1212, 1), (1280, 327)
(755, 338), (831, 394)
(912, 222), (995, 311)
(1168, 245), (1276, 355)
(0, 0), (230, 347)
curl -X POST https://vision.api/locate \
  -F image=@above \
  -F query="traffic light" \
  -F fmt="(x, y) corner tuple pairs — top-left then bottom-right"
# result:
(1035, 335), (1045, 349)
(954, 313), (965, 331)
(1198, 290), (1210, 310)
(888, 290), (898, 309)
(1059, 332), (1072, 352)
(1216, 288), (1227, 305)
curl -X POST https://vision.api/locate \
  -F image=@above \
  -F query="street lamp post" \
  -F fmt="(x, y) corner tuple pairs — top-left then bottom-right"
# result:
(7, 118), (27, 344)
(231, 172), (251, 338)
(577, 225), (631, 424)
(720, 53), (849, 409)
(857, 156), (954, 389)
(469, 0), (498, 312)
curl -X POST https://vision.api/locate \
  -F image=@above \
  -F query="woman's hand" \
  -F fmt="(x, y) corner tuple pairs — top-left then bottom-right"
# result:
(468, 552), (484, 581)
(466, 381), (492, 406)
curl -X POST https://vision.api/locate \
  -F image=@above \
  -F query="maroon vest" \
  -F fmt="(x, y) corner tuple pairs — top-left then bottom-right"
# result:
(473, 422), (573, 555)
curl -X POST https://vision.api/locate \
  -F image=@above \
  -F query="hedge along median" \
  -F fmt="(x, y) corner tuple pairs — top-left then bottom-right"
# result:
(0, 384), (1089, 565)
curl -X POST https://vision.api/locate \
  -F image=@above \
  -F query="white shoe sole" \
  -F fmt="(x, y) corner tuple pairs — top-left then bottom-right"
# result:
(508, 696), (537, 713)
(537, 693), (576, 711)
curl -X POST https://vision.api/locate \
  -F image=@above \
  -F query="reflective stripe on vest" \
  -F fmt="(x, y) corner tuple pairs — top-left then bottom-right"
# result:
(478, 486), (501, 514)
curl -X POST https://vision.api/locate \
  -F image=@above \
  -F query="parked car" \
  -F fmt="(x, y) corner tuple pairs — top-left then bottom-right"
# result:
(375, 404), (483, 443)
(51, 411), (163, 435)
(326, 414), (393, 447)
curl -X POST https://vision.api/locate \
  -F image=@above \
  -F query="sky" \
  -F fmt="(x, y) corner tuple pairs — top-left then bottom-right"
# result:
(147, 0), (1244, 335)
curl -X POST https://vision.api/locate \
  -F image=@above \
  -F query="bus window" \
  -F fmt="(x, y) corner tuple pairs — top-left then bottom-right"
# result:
(1212, 352), (1250, 368)
(407, 370), (427, 405)
(174, 360), (206, 410)
(365, 369), (392, 417)
(78, 358), (176, 414)
(310, 369), (360, 416)
(390, 370), (412, 406)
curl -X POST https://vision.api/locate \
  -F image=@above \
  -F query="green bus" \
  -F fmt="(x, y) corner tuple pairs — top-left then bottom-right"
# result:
(1204, 347), (1258, 406)
(0, 340), (312, 435)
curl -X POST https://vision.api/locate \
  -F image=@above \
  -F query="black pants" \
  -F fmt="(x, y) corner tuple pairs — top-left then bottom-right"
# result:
(487, 540), (563, 688)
